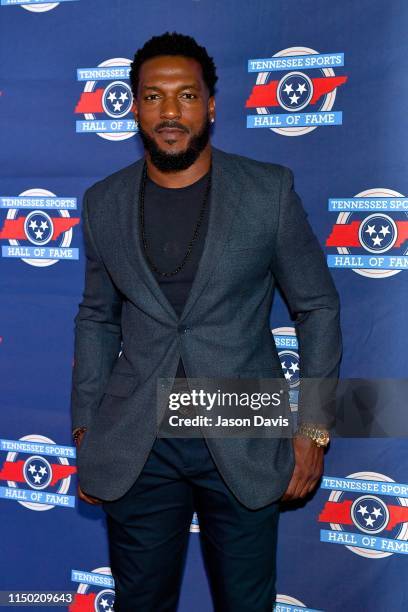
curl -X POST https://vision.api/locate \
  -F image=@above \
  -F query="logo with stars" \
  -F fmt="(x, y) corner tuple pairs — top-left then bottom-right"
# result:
(326, 188), (408, 278)
(70, 567), (115, 612)
(272, 327), (299, 411)
(351, 495), (389, 534)
(0, 0), (79, 12)
(24, 456), (53, 489)
(0, 434), (77, 511)
(276, 72), (313, 112)
(246, 47), (347, 136)
(75, 58), (137, 141)
(319, 472), (408, 558)
(0, 189), (80, 267)
(102, 81), (133, 118)
(25, 211), (53, 245)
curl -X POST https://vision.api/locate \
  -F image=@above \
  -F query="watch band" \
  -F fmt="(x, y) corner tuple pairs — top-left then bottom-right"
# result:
(296, 423), (330, 447)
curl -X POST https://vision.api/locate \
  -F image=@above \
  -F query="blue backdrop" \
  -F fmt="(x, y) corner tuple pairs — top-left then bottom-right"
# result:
(1, 1), (407, 610)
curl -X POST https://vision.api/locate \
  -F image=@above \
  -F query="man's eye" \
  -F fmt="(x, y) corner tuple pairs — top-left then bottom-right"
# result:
(181, 93), (196, 99)
(145, 94), (160, 100)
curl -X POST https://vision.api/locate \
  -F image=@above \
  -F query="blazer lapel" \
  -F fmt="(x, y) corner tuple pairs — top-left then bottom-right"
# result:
(118, 146), (241, 323)
(179, 147), (242, 321)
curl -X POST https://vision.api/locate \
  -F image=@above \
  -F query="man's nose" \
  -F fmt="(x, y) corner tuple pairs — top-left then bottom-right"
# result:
(160, 96), (182, 119)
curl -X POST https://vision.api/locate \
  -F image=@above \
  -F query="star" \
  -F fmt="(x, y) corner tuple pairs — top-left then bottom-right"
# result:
(289, 93), (300, 105)
(283, 83), (293, 95)
(28, 464), (37, 475)
(372, 507), (382, 519)
(372, 235), (383, 247)
(100, 599), (110, 609)
(296, 83), (307, 94)
(35, 229), (44, 239)
(40, 221), (48, 230)
(107, 91), (117, 103)
(284, 370), (293, 381)
(33, 473), (42, 484)
(289, 362), (299, 373)
(39, 466), (47, 476)
(379, 225), (390, 237)
(365, 515), (375, 527)
(119, 91), (128, 102)
(113, 101), (123, 112)
(365, 224), (376, 236)
(357, 504), (368, 516)
(29, 220), (38, 230)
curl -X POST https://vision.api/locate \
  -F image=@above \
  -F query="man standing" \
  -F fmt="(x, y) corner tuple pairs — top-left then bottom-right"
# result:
(71, 32), (341, 612)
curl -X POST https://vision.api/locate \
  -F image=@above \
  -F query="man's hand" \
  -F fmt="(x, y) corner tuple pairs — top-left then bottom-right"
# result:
(281, 435), (324, 501)
(75, 430), (103, 505)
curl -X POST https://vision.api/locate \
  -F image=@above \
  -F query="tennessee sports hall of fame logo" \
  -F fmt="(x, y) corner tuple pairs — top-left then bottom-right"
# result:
(0, 190), (79, 267)
(272, 327), (299, 410)
(0, 0), (78, 12)
(319, 472), (408, 558)
(69, 567), (115, 612)
(0, 435), (77, 511)
(326, 188), (408, 278)
(246, 47), (347, 136)
(75, 58), (137, 141)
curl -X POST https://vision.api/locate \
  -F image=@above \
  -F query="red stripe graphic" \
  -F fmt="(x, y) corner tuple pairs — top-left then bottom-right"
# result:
(0, 460), (25, 482)
(0, 217), (80, 241)
(319, 500), (354, 525)
(245, 76), (347, 108)
(48, 464), (77, 486)
(326, 220), (408, 248)
(387, 505), (408, 530)
(326, 222), (360, 247)
(69, 592), (97, 612)
(0, 460), (76, 485)
(319, 500), (408, 530)
(394, 221), (408, 247)
(75, 89), (104, 114)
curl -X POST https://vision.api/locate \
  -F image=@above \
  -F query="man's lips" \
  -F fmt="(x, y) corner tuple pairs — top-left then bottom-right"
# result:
(156, 127), (187, 135)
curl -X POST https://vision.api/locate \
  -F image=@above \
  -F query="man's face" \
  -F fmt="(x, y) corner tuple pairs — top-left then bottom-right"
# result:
(134, 55), (215, 171)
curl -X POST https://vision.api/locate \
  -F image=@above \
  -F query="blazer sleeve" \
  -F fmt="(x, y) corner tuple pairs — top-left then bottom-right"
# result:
(70, 190), (123, 432)
(270, 167), (342, 428)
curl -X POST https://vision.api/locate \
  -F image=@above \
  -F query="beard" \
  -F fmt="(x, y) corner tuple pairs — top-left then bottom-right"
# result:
(138, 115), (211, 172)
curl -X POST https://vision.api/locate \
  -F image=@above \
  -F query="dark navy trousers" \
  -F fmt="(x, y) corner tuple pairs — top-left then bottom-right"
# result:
(102, 436), (280, 612)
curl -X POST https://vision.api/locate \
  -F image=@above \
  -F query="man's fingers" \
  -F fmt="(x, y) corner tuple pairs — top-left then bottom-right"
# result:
(78, 485), (103, 505)
(281, 468), (321, 501)
(281, 468), (304, 501)
(281, 438), (325, 502)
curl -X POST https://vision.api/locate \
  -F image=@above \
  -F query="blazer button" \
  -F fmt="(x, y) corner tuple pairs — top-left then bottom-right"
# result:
(177, 325), (190, 333)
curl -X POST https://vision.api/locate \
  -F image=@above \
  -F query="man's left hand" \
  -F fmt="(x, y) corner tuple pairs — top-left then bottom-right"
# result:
(280, 436), (324, 501)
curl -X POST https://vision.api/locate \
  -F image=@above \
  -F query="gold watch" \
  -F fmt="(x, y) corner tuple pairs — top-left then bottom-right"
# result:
(296, 423), (330, 448)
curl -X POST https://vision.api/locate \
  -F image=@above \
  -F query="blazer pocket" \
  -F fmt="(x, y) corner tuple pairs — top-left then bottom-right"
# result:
(103, 372), (139, 398)
(225, 242), (270, 252)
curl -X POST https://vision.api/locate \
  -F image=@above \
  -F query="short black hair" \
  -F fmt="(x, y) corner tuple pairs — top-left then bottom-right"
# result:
(129, 31), (218, 99)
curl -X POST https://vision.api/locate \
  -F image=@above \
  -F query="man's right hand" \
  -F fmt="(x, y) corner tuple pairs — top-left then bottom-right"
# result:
(75, 429), (103, 505)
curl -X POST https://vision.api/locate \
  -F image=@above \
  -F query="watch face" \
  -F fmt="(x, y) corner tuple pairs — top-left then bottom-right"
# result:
(316, 434), (330, 446)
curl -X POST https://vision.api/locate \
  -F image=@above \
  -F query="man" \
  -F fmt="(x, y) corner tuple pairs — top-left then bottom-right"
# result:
(71, 32), (342, 612)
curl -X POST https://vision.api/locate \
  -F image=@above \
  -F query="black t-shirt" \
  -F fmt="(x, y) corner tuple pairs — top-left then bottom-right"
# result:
(142, 170), (211, 381)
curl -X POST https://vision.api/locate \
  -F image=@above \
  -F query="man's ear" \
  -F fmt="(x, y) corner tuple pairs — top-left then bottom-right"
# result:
(132, 97), (139, 122)
(208, 96), (215, 122)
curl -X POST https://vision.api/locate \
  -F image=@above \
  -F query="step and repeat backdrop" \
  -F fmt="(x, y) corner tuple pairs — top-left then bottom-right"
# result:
(1, 1), (407, 610)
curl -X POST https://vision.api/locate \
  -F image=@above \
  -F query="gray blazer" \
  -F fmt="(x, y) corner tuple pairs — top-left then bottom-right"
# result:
(71, 146), (342, 509)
